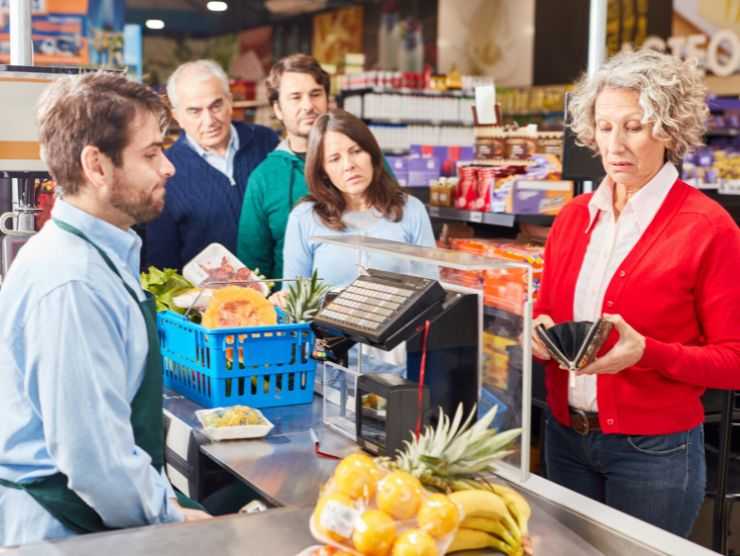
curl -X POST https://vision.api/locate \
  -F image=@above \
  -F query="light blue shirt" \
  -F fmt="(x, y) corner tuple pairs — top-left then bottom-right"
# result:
(283, 195), (436, 288)
(186, 124), (240, 185)
(0, 200), (181, 546)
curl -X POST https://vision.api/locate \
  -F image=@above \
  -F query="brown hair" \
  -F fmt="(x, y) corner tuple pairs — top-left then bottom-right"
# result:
(305, 109), (405, 230)
(37, 71), (168, 195)
(266, 53), (330, 106)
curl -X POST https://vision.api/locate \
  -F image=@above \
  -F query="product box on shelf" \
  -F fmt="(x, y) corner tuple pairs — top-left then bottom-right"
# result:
(453, 163), (525, 212)
(440, 238), (544, 317)
(507, 179), (573, 215)
(483, 330), (518, 390)
(429, 177), (457, 207)
(385, 155), (409, 186)
(410, 144), (474, 179)
(682, 146), (740, 188)
(407, 155), (441, 187)
(411, 144), (475, 162)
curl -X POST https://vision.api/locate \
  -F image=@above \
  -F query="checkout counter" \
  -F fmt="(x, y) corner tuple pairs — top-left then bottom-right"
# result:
(4, 237), (718, 556)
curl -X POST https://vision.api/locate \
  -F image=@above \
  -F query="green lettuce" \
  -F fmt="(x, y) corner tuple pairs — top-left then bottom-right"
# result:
(140, 266), (193, 314)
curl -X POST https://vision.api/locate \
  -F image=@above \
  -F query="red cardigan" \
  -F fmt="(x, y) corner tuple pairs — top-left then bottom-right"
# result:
(534, 179), (740, 435)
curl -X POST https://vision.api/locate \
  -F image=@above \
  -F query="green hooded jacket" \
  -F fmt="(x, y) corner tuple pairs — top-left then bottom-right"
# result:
(236, 141), (395, 281)
(236, 142), (305, 280)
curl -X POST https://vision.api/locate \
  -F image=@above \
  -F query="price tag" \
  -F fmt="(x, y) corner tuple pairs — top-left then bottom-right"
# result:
(469, 211), (483, 223)
(319, 500), (358, 539)
(720, 180), (740, 195)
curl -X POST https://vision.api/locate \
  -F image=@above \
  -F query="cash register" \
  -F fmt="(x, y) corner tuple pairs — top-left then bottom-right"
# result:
(312, 268), (479, 456)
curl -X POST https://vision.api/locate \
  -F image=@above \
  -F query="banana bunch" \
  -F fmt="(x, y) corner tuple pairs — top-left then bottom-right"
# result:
(445, 482), (531, 555)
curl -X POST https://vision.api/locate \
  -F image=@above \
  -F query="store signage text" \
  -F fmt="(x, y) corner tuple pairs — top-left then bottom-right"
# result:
(621, 29), (740, 76)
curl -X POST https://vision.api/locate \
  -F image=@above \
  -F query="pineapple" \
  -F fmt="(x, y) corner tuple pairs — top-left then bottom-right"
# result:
(379, 404), (522, 492)
(284, 270), (330, 323)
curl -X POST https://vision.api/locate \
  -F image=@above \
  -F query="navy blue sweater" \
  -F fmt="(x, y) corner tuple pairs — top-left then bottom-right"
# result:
(143, 122), (279, 271)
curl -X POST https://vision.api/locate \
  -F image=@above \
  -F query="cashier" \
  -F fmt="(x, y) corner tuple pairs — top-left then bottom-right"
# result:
(531, 49), (740, 537)
(282, 109), (435, 287)
(0, 72), (209, 547)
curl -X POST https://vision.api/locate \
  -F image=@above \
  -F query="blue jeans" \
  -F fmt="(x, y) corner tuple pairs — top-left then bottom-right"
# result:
(545, 411), (706, 537)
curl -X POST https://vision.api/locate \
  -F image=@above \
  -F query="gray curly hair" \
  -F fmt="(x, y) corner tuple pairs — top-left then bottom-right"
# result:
(166, 59), (230, 110)
(568, 48), (708, 164)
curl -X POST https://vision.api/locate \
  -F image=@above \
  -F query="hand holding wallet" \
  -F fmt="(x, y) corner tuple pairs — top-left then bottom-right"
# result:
(535, 318), (613, 371)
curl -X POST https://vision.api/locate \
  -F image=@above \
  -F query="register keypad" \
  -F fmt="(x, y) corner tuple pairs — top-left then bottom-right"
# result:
(313, 269), (446, 345)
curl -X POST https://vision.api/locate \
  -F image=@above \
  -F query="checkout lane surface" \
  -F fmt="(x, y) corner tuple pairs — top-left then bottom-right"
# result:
(3, 392), (718, 555)
(183, 393), (713, 556)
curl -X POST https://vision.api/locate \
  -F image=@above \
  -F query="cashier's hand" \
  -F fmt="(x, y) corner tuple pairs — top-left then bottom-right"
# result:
(531, 314), (555, 360)
(576, 314), (645, 376)
(269, 289), (289, 311)
(173, 500), (212, 522)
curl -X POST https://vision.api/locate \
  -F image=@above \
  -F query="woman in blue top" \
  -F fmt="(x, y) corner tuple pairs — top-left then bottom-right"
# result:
(283, 109), (435, 288)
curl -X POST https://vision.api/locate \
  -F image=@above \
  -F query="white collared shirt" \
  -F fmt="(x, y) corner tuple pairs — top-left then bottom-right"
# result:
(570, 162), (678, 411)
(186, 124), (240, 185)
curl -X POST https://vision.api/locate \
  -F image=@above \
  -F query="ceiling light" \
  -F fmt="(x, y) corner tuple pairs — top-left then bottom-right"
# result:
(207, 1), (228, 11)
(145, 19), (165, 30)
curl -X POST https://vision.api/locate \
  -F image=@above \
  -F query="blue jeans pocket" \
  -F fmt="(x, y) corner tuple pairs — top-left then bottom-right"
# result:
(626, 431), (688, 456)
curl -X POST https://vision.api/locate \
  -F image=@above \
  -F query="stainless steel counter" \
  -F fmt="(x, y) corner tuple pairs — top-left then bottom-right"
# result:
(199, 397), (717, 556)
(9, 507), (316, 556)
(4, 395), (718, 556)
(199, 394), (352, 507)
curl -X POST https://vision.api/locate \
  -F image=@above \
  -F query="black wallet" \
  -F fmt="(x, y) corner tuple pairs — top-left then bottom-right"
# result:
(535, 319), (613, 371)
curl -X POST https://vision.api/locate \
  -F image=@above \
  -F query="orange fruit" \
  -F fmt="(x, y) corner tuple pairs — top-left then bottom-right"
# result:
(315, 547), (353, 556)
(352, 509), (397, 556)
(417, 493), (460, 537)
(312, 492), (357, 543)
(390, 529), (438, 556)
(333, 453), (381, 500)
(376, 470), (423, 520)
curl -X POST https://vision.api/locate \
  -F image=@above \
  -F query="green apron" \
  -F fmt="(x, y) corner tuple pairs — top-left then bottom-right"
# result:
(0, 218), (203, 535)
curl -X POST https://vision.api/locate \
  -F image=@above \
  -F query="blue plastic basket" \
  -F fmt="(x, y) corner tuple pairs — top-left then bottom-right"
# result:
(157, 310), (316, 409)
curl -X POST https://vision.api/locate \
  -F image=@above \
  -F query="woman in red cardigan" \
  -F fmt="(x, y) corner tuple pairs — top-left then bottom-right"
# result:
(532, 48), (740, 537)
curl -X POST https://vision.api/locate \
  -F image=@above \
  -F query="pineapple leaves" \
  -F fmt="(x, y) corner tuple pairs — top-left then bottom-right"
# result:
(284, 269), (330, 323)
(394, 402), (522, 489)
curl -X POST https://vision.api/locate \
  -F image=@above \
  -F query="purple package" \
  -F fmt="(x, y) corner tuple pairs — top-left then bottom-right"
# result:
(459, 146), (475, 161)
(407, 156), (441, 187)
(385, 155), (408, 172)
(510, 180), (573, 215)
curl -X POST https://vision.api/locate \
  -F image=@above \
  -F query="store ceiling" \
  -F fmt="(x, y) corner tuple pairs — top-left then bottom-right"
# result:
(126, 0), (362, 36)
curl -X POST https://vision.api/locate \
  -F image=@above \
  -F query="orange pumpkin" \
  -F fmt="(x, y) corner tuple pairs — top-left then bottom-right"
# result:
(202, 286), (277, 329)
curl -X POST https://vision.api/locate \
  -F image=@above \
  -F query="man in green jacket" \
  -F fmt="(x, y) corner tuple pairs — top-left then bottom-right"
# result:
(236, 54), (330, 280)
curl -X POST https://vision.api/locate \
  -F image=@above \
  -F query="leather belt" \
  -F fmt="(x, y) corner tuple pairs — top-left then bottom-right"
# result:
(569, 407), (601, 435)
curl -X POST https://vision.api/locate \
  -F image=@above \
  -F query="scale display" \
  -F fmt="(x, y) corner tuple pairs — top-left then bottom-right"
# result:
(313, 268), (445, 347)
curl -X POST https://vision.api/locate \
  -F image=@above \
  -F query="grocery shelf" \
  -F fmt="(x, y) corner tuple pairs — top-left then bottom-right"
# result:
(233, 100), (269, 109)
(517, 214), (556, 226)
(706, 129), (739, 137)
(366, 117), (470, 127)
(484, 304), (523, 323)
(507, 110), (564, 117)
(427, 204), (516, 226)
(427, 204), (555, 227)
(338, 86), (474, 99)
(0, 170), (49, 179)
